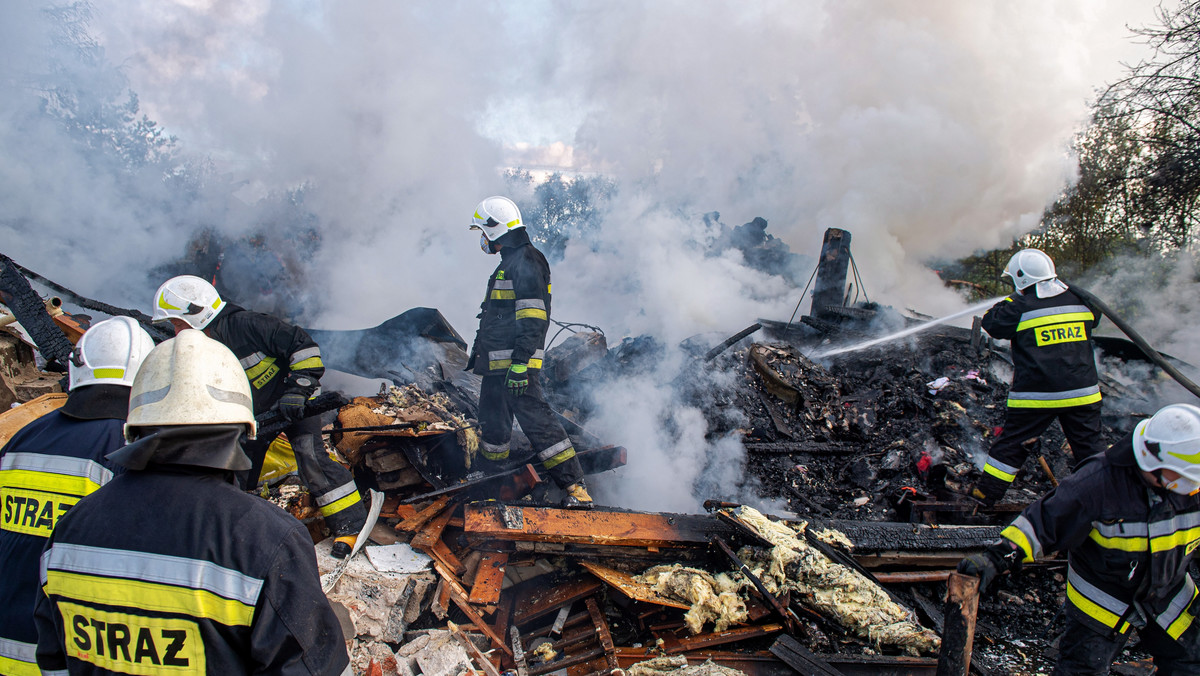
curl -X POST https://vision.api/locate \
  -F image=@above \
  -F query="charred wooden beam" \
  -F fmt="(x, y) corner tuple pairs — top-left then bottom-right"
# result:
(769, 635), (844, 676)
(586, 597), (620, 672)
(464, 504), (729, 549)
(661, 624), (784, 654)
(430, 561), (512, 658)
(936, 573), (980, 676)
(511, 576), (604, 627)
(399, 464), (542, 504)
(812, 519), (1002, 554)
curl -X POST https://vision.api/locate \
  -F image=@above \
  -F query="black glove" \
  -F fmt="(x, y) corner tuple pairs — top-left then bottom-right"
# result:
(957, 539), (1023, 592)
(277, 390), (308, 422)
(967, 474), (1008, 508)
(958, 553), (1000, 592)
(506, 363), (529, 397)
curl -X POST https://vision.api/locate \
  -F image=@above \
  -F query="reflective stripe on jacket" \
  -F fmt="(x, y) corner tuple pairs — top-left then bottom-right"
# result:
(1000, 430), (1200, 639)
(0, 410), (125, 676)
(472, 230), (553, 376)
(981, 289), (1101, 409)
(206, 304), (325, 415)
(33, 469), (349, 675)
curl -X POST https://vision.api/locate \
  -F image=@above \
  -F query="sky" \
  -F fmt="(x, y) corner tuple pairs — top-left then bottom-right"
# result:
(0, 0), (1183, 509)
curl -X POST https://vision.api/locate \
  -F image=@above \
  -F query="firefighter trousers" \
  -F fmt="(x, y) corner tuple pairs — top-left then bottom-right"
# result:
(1053, 613), (1200, 675)
(977, 403), (1105, 501)
(243, 415), (367, 536)
(478, 372), (583, 488)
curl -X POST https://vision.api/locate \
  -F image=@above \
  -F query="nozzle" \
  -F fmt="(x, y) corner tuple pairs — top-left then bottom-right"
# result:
(331, 535), (356, 559)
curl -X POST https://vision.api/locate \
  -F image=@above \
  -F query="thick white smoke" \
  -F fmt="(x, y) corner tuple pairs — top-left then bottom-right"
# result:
(0, 0), (1170, 510)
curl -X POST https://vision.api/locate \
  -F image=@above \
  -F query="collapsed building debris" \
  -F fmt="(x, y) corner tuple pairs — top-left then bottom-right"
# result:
(3, 243), (1196, 676)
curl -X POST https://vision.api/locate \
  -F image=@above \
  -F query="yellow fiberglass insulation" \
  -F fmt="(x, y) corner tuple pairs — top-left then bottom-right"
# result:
(628, 656), (749, 676)
(636, 564), (748, 635)
(733, 506), (940, 656)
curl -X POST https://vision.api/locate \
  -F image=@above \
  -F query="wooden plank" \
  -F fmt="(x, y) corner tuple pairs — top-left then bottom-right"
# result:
(464, 504), (728, 549)
(585, 597), (619, 671)
(433, 561), (512, 658)
(429, 539), (467, 576)
(874, 570), (954, 584)
(401, 464), (542, 504)
(578, 561), (690, 609)
(395, 495), (452, 533)
(936, 572), (980, 676)
(450, 621), (503, 676)
(664, 624), (784, 654)
(0, 392), (67, 447)
(469, 551), (509, 605)
(410, 504), (455, 549)
(511, 576), (604, 627)
(770, 635), (844, 676)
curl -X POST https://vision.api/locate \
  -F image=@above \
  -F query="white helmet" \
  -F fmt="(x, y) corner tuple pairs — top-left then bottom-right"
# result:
(1133, 404), (1200, 487)
(68, 317), (156, 390)
(151, 275), (225, 330)
(124, 329), (256, 441)
(470, 196), (525, 243)
(1002, 249), (1057, 293)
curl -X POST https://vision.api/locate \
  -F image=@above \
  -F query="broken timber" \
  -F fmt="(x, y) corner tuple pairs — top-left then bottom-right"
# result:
(935, 573), (980, 676)
(464, 504), (734, 550)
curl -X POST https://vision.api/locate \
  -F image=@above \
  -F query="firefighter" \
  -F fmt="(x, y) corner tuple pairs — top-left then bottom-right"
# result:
(467, 195), (592, 507)
(970, 249), (1105, 506)
(958, 404), (1200, 674)
(0, 317), (153, 676)
(151, 274), (366, 557)
(34, 329), (351, 675)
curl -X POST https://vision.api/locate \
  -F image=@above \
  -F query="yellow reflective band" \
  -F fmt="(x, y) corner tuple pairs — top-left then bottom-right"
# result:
(92, 368), (125, 379)
(1152, 527), (1200, 553)
(156, 295), (182, 312)
(245, 358), (279, 390)
(506, 219), (520, 228)
(488, 358), (543, 371)
(482, 448), (509, 461)
(490, 290), (516, 300)
(1168, 588), (1200, 639)
(57, 601), (205, 675)
(45, 571), (256, 628)
(290, 357), (323, 371)
(984, 464), (1016, 483)
(318, 491), (362, 518)
(1000, 527), (1035, 563)
(542, 447), (576, 470)
(0, 469), (102, 497)
(1007, 391), (1103, 409)
(547, 284), (552, 293)
(244, 356), (276, 381)
(1067, 581), (1127, 631)
(515, 308), (548, 320)
(1016, 311), (1095, 332)
(1089, 530), (1148, 552)
(2, 487), (82, 537)
(211, 298), (220, 310)
(1034, 322), (1087, 347)
(0, 654), (39, 676)
(1003, 297), (1013, 302)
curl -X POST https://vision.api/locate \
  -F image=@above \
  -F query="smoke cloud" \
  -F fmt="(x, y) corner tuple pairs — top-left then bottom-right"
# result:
(0, 0), (1170, 510)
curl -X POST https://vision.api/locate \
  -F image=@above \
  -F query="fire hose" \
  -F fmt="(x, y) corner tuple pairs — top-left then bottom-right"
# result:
(1069, 284), (1200, 400)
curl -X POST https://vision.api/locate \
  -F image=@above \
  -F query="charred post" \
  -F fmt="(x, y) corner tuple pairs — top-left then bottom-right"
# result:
(810, 228), (853, 320)
(935, 572), (980, 676)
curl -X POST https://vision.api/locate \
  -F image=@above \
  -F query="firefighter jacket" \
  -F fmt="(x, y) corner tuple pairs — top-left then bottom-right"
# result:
(471, 229), (552, 376)
(981, 287), (1101, 409)
(1001, 430), (1200, 641)
(206, 303), (325, 415)
(0, 385), (127, 676)
(34, 465), (350, 675)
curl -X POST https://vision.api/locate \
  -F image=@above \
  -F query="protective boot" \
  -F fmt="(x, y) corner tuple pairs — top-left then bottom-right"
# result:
(331, 535), (356, 559)
(561, 481), (593, 509)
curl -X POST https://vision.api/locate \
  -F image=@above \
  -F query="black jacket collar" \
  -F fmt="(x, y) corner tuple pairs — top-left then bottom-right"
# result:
(61, 384), (131, 421)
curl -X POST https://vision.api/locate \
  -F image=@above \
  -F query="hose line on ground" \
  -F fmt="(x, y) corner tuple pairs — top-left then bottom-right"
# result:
(1069, 284), (1200, 400)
